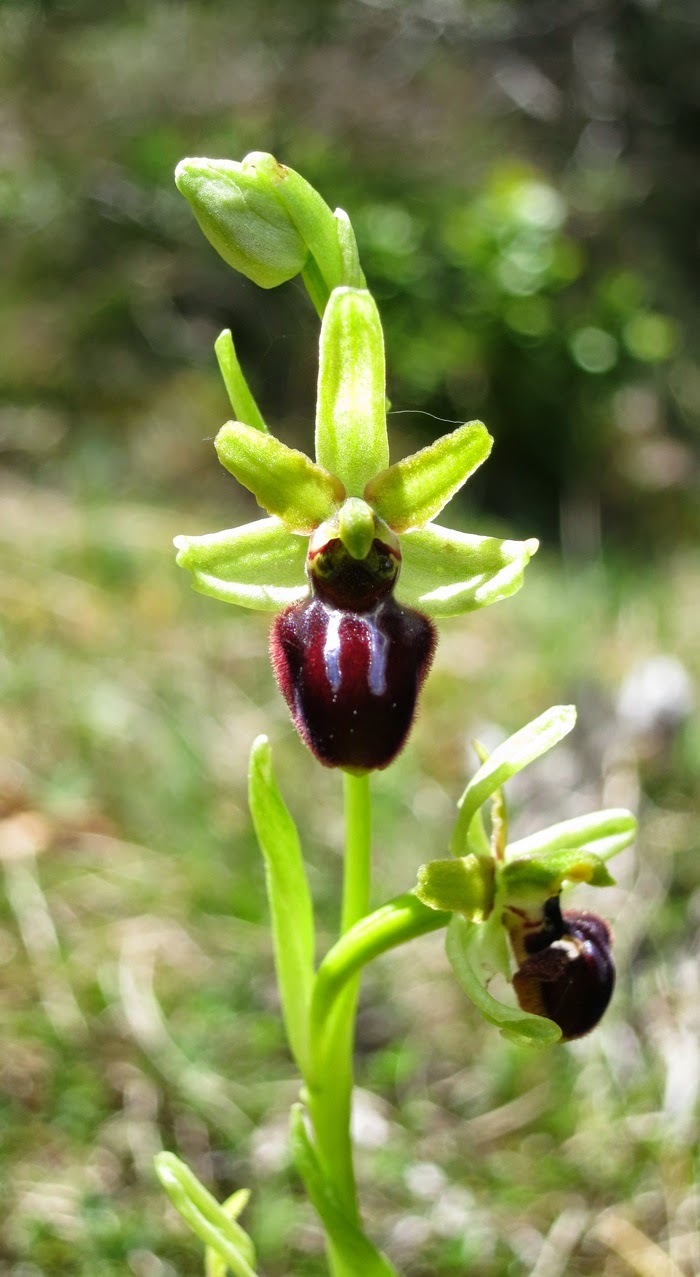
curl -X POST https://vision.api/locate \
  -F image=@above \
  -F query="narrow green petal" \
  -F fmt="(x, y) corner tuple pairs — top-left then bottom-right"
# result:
(215, 329), (267, 433)
(396, 523), (539, 617)
(216, 422), (344, 533)
(174, 517), (307, 612)
(365, 421), (492, 532)
(446, 914), (561, 1047)
(315, 288), (389, 496)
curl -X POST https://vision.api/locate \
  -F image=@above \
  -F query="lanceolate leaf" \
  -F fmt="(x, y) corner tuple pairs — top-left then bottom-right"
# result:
(155, 1153), (258, 1277)
(216, 421), (344, 532)
(248, 737), (315, 1074)
(446, 915), (561, 1047)
(365, 421), (492, 532)
(396, 524), (539, 617)
(315, 288), (389, 497)
(174, 517), (308, 612)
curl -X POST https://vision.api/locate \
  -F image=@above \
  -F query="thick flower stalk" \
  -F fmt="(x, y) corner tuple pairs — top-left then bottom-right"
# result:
(174, 158), (538, 768)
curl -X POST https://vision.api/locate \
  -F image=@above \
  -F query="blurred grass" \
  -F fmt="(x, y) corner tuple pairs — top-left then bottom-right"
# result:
(1, 473), (699, 1276)
(2, 1), (700, 1272)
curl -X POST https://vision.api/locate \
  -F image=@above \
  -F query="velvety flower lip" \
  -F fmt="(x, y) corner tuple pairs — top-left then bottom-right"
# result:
(174, 286), (539, 620)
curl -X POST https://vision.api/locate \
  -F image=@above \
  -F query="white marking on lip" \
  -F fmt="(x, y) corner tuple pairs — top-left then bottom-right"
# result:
(367, 609), (388, 697)
(323, 608), (343, 693)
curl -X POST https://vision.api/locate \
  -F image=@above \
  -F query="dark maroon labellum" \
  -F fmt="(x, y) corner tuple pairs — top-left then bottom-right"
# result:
(512, 899), (615, 1041)
(270, 535), (436, 771)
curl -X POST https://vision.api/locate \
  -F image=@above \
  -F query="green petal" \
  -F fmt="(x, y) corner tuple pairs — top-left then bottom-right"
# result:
(501, 850), (615, 903)
(365, 421), (492, 532)
(215, 329), (267, 433)
(315, 287), (389, 497)
(216, 421), (344, 533)
(175, 156), (308, 289)
(174, 517), (308, 612)
(446, 914), (561, 1047)
(396, 523), (539, 617)
(415, 855), (492, 919)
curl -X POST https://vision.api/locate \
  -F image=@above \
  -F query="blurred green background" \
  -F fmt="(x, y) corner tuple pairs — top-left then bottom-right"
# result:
(1, 1), (699, 1274)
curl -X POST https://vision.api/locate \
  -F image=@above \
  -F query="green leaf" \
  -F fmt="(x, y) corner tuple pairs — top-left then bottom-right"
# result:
(500, 849), (615, 903)
(507, 808), (637, 864)
(396, 524), (539, 617)
(214, 330), (267, 433)
(415, 855), (493, 918)
(450, 706), (577, 856)
(315, 288), (389, 497)
(206, 1192), (253, 1277)
(155, 1153), (258, 1277)
(174, 517), (308, 613)
(175, 156), (308, 289)
(248, 737), (315, 1074)
(445, 915), (561, 1047)
(290, 1106), (399, 1277)
(365, 421), (492, 532)
(216, 421), (344, 533)
(249, 152), (343, 298)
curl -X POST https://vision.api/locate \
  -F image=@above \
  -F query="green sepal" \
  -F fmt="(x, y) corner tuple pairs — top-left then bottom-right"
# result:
(175, 156), (308, 288)
(249, 152), (343, 299)
(446, 914), (562, 1047)
(365, 421), (492, 533)
(214, 329), (267, 433)
(315, 288), (389, 497)
(248, 737), (315, 1075)
(500, 849), (615, 905)
(174, 517), (307, 612)
(289, 1106), (399, 1277)
(215, 421), (345, 533)
(415, 854), (493, 919)
(451, 706), (576, 857)
(507, 808), (637, 864)
(154, 1153), (258, 1277)
(396, 524), (539, 617)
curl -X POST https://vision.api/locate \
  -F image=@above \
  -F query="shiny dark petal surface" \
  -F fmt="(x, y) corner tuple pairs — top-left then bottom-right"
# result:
(513, 909), (615, 1041)
(271, 594), (436, 771)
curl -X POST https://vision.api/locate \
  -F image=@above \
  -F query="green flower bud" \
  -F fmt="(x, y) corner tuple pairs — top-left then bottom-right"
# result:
(175, 155), (309, 288)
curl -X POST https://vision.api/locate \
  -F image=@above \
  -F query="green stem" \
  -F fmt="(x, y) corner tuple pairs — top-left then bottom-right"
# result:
(306, 772), (372, 1227)
(310, 893), (449, 1064)
(341, 772), (372, 935)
